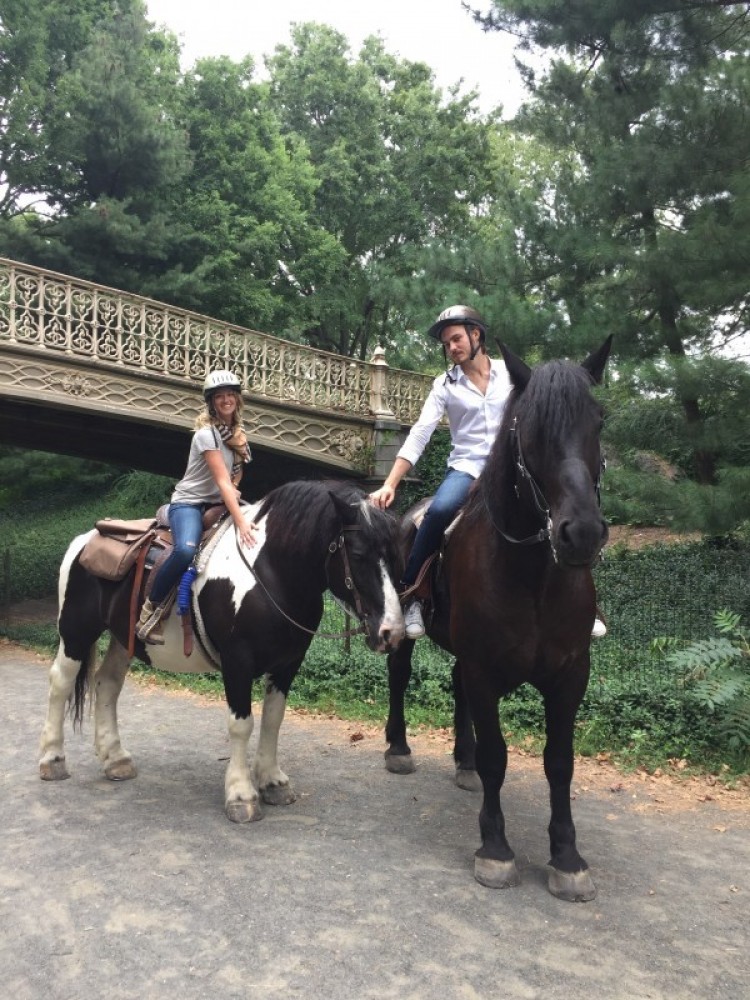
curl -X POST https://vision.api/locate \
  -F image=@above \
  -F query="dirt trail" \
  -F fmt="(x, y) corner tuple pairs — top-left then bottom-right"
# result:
(1, 641), (748, 1000)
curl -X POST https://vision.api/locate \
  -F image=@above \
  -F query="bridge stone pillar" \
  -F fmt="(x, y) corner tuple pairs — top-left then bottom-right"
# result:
(366, 346), (408, 489)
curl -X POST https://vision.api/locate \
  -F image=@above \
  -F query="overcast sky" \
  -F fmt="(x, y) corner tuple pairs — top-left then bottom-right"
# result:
(144, 0), (529, 117)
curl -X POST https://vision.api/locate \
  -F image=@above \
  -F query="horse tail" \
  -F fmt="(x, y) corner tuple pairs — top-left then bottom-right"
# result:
(71, 642), (97, 730)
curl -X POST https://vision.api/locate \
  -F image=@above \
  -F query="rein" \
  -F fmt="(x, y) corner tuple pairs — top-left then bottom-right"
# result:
(234, 526), (369, 639)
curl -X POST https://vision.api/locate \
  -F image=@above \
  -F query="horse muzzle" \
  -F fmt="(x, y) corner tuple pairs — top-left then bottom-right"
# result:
(367, 610), (406, 654)
(553, 514), (609, 568)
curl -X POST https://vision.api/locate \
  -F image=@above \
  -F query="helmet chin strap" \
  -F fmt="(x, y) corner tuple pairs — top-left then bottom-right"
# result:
(441, 325), (483, 373)
(468, 325), (484, 361)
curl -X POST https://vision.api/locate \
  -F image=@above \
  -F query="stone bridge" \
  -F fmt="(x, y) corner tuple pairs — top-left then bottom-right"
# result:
(0, 258), (433, 494)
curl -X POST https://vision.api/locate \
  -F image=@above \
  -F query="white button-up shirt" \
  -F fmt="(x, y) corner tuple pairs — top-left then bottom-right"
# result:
(397, 358), (512, 478)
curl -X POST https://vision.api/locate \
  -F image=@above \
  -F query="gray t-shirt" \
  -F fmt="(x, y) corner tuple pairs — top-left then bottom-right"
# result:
(171, 426), (234, 505)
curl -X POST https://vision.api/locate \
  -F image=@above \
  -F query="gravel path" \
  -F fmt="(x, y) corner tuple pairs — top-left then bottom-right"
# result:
(1, 640), (748, 1000)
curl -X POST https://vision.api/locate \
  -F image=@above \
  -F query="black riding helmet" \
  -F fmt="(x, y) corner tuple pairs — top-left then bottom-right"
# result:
(428, 305), (488, 366)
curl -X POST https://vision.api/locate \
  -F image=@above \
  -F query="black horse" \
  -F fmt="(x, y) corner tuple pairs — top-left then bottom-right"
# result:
(384, 339), (611, 900)
(39, 480), (405, 823)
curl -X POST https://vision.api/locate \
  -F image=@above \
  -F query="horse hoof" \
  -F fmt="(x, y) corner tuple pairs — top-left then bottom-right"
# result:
(261, 782), (297, 806)
(225, 799), (263, 824)
(474, 856), (521, 889)
(104, 758), (137, 781)
(39, 758), (70, 781)
(548, 867), (596, 902)
(455, 767), (482, 792)
(384, 751), (416, 775)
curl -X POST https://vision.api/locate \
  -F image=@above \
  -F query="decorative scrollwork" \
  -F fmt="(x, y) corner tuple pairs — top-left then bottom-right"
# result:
(0, 256), (434, 473)
(52, 372), (95, 397)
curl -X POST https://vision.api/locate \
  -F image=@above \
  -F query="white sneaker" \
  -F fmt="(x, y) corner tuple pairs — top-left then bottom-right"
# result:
(591, 617), (607, 638)
(404, 601), (425, 639)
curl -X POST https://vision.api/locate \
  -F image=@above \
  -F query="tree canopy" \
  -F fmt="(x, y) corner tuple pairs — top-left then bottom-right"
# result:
(1, 0), (749, 530)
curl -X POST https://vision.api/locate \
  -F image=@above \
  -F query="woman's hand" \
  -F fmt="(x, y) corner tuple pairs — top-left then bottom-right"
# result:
(237, 520), (258, 548)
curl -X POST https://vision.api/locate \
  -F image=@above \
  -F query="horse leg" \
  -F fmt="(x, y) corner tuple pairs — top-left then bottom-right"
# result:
(540, 673), (596, 901)
(220, 647), (262, 823)
(224, 708), (262, 823)
(464, 671), (520, 889)
(452, 659), (480, 791)
(39, 639), (94, 781)
(253, 676), (297, 806)
(94, 636), (137, 781)
(384, 638), (416, 774)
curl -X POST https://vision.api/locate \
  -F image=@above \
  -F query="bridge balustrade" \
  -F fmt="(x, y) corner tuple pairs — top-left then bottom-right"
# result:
(0, 258), (435, 479)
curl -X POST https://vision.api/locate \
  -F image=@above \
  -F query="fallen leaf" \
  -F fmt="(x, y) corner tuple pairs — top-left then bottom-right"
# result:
(349, 732), (364, 743)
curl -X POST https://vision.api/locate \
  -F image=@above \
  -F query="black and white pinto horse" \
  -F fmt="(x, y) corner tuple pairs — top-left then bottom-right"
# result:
(39, 481), (405, 822)
(385, 339), (612, 900)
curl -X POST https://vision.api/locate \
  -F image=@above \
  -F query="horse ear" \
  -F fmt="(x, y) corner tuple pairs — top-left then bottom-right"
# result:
(581, 335), (613, 385)
(328, 489), (360, 527)
(498, 342), (531, 391)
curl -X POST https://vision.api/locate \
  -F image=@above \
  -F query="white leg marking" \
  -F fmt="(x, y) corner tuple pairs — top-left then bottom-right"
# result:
(39, 642), (87, 778)
(224, 709), (261, 822)
(94, 636), (137, 779)
(253, 677), (289, 790)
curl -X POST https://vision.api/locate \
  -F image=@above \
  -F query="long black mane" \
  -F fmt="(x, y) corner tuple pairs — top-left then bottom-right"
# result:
(255, 479), (399, 558)
(462, 359), (599, 526)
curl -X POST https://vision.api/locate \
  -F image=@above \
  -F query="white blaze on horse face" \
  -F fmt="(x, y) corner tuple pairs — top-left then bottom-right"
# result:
(379, 559), (405, 645)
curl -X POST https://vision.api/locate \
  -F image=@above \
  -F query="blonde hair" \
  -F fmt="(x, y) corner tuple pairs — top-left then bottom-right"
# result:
(194, 390), (244, 430)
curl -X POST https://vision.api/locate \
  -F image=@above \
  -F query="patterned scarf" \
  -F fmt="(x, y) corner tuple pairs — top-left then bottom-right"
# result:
(213, 421), (252, 484)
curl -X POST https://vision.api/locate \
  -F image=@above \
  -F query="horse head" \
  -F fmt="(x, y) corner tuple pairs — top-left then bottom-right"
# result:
(496, 337), (612, 568)
(327, 487), (405, 652)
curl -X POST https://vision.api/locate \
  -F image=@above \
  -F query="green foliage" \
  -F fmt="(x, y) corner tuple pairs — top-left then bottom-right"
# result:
(478, 0), (750, 508)
(107, 470), (172, 511)
(266, 23), (496, 358)
(658, 610), (750, 753)
(0, 447), (121, 511)
(396, 429), (452, 512)
(0, 453), (171, 602)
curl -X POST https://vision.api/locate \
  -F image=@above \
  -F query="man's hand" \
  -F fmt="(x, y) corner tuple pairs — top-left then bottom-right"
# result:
(368, 484), (396, 509)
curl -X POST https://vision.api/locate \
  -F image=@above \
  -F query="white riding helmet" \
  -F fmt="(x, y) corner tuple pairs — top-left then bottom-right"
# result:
(203, 370), (242, 400)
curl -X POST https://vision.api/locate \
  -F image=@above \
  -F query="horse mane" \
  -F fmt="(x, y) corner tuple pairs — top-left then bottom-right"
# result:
(255, 479), (396, 549)
(515, 360), (596, 442)
(462, 359), (597, 525)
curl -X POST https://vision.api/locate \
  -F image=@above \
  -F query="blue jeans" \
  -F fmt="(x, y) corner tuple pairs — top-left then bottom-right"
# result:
(149, 503), (203, 604)
(402, 469), (475, 588)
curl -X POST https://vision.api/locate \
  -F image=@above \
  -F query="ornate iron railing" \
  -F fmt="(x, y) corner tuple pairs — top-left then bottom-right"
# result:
(0, 257), (432, 425)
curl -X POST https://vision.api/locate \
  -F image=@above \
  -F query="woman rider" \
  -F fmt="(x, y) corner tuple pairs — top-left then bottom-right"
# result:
(136, 370), (257, 644)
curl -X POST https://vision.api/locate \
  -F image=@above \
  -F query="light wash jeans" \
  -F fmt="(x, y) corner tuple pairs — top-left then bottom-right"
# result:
(149, 502), (203, 604)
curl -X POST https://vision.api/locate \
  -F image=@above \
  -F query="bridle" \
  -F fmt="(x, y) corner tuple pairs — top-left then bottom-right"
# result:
(483, 415), (605, 555)
(235, 525), (371, 638)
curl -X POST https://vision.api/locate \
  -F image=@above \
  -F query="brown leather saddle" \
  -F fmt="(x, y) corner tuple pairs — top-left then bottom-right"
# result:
(78, 503), (232, 655)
